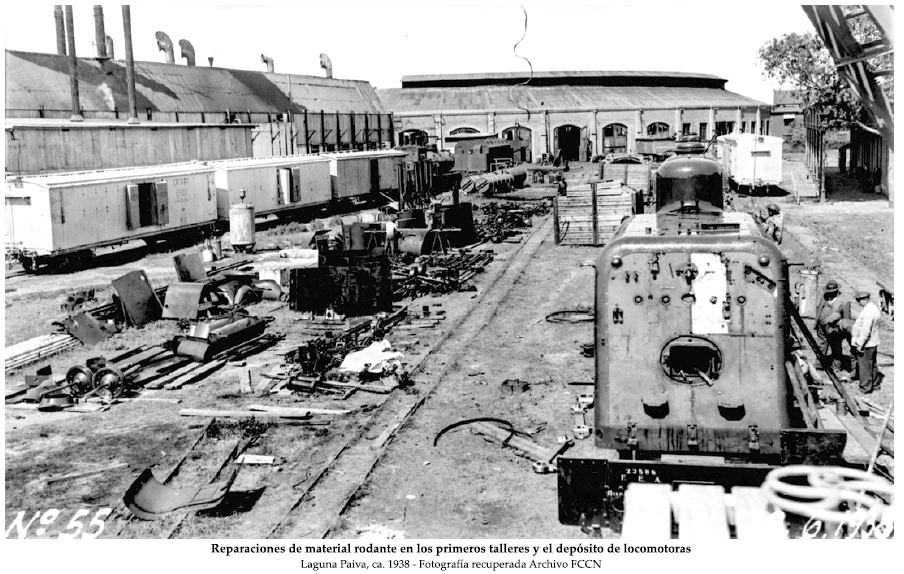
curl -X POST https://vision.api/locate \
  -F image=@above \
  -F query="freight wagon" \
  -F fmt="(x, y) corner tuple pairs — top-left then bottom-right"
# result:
(321, 150), (407, 201)
(717, 133), (783, 193)
(208, 155), (332, 219)
(5, 163), (218, 272)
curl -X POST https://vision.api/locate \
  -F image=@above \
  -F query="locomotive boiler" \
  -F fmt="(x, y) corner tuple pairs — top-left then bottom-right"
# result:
(557, 138), (847, 531)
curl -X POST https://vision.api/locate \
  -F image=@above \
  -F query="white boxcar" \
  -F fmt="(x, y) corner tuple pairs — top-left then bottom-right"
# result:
(209, 155), (332, 219)
(718, 133), (784, 191)
(321, 150), (406, 200)
(5, 163), (217, 266)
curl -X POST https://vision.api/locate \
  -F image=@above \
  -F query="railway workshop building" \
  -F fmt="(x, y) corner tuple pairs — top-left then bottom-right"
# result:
(5, 49), (392, 176)
(378, 71), (772, 162)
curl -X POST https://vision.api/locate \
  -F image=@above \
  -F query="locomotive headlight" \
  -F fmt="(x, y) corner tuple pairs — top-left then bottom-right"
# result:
(758, 255), (770, 267)
(611, 256), (622, 268)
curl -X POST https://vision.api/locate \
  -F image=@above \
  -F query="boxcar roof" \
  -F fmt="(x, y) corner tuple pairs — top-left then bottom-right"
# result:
(208, 155), (331, 170)
(321, 150), (407, 160)
(11, 162), (215, 187)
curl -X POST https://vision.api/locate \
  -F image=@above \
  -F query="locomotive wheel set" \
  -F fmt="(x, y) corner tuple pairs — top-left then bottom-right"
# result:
(556, 137), (880, 534)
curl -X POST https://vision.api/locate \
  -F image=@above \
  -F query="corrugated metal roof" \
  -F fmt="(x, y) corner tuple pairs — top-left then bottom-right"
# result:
(5, 50), (386, 115)
(403, 70), (725, 83)
(4, 118), (252, 129)
(379, 85), (769, 113)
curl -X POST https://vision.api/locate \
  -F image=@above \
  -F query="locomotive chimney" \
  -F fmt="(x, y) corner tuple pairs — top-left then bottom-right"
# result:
(64, 5), (83, 121)
(319, 53), (333, 79)
(179, 39), (196, 66)
(261, 54), (274, 73)
(105, 34), (114, 59)
(93, 5), (107, 58)
(155, 31), (175, 64)
(208, 57), (214, 67)
(54, 5), (67, 56)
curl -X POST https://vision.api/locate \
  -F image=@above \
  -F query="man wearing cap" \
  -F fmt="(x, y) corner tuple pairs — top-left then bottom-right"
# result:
(815, 280), (850, 374)
(763, 204), (783, 244)
(851, 291), (882, 393)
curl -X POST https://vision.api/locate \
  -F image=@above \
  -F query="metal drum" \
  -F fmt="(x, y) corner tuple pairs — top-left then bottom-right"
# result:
(229, 203), (255, 252)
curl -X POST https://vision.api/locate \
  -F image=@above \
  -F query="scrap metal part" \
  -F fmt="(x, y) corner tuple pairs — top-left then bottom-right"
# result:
(172, 315), (271, 362)
(123, 467), (236, 520)
(111, 270), (163, 327)
(57, 312), (119, 346)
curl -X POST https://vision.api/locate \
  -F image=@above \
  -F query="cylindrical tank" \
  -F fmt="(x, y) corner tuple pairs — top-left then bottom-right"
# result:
(796, 267), (820, 319)
(229, 204), (255, 252)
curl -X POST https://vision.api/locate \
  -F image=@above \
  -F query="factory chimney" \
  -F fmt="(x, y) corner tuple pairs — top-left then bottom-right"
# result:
(54, 5), (67, 56)
(319, 53), (332, 79)
(93, 5), (107, 58)
(261, 54), (274, 73)
(122, 6), (139, 123)
(105, 35), (114, 59)
(64, 5), (83, 121)
(179, 39), (196, 66)
(208, 57), (214, 67)
(155, 31), (175, 64)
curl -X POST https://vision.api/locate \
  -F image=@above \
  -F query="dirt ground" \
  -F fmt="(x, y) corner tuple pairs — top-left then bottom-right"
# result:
(4, 159), (895, 539)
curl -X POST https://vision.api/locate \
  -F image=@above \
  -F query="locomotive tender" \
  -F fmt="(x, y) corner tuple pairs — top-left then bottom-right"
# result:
(557, 138), (846, 530)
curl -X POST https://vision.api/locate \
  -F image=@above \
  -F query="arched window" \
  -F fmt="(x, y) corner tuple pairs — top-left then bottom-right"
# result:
(647, 122), (670, 137)
(450, 127), (479, 135)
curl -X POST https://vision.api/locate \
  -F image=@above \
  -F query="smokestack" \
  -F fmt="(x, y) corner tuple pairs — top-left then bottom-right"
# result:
(208, 57), (214, 67)
(105, 34), (114, 59)
(319, 53), (333, 79)
(155, 31), (175, 64)
(178, 39), (195, 66)
(122, 6), (139, 123)
(64, 5), (83, 121)
(261, 54), (274, 73)
(93, 5), (107, 58)
(54, 6), (67, 56)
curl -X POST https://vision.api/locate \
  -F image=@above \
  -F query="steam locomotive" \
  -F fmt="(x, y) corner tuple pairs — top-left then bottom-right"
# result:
(557, 137), (845, 531)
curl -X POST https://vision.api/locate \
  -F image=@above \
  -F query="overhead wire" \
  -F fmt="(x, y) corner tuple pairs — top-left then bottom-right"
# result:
(509, 5), (533, 123)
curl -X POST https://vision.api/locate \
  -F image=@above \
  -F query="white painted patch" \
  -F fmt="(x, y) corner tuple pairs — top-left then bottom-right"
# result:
(691, 253), (729, 334)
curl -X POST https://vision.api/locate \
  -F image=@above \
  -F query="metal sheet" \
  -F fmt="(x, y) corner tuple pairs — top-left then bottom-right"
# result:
(173, 253), (208, 283)
(111, 270), (162, 327)
(161, 283), (207, 320)
(59, 312), (118, 346)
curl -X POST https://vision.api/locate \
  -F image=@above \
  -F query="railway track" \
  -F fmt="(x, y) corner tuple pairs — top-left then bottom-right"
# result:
(260, 219), (552, 539)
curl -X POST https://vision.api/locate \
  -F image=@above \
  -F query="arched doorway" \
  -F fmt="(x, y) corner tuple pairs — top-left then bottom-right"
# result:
(399, 129), (429, 146)
(450, 127), (479, 135)
(554, 124), (581, 162)
(501, 125), (532, 163)
(602, 123), (628, 155)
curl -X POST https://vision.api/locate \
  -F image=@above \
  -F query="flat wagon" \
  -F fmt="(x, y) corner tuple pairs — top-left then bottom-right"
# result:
(208, 155), (332, 219)
(5, 163), (217, 271)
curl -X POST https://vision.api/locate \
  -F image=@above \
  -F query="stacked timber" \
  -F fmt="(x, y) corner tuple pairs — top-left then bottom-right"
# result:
(554, 181), (642, 246)
(4, 333), (80, 373)
(600, 161), (652, 204)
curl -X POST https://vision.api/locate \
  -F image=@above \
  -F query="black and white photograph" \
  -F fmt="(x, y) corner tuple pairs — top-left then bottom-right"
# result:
(2, 0), (896, 560)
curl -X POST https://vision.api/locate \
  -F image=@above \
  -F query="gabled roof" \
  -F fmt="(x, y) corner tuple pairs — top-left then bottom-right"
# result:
(401, 71), (727, 89)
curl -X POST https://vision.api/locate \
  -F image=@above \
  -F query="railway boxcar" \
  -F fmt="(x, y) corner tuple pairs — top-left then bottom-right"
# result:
(5, 163), (217, 271)
(556, 138), (846, 531)
(321, 150), (407, 200)
(208, 155), (332, 219)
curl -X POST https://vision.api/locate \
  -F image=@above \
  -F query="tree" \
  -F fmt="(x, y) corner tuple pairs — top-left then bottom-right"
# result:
(757, 32), (862, 128)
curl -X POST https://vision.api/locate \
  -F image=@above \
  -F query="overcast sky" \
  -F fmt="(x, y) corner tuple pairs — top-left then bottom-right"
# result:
(5, 2), (817, 104)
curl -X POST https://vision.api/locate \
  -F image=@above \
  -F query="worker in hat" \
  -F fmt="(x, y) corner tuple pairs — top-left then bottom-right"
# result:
(851, 291), (882, 393)
(557, 174), (568, 197)
(815, 280), (851, 376)
(763, 203), (783, 244)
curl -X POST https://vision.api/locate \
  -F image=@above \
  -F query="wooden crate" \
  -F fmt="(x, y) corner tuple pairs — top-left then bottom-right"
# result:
(554, 181), (641, 246)
(600, 162), (652, 202)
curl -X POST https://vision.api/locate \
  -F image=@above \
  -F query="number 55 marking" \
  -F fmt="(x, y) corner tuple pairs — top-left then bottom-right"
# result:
(58, 508), (113, 539)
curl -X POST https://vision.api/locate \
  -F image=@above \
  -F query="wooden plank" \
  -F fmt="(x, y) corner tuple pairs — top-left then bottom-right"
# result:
(730, 486), (788, 539)
(164, 359), (226, 390)
(818, 408), (870, 465)
(143, 360), (202, 389)
(837, 413), (880, 459)
(178, 408), (314, 419)
(236, 454), (276, 465)
(622, 483), (673, 539)
(675, 484), (730, 539)
(246, 404), (352, 416)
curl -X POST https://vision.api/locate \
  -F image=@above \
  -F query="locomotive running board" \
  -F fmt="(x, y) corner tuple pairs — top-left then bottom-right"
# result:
(557, 428), (847, 531)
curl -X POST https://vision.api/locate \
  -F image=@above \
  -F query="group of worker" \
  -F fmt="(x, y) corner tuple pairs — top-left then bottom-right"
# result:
(815, 280), (884, 395)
